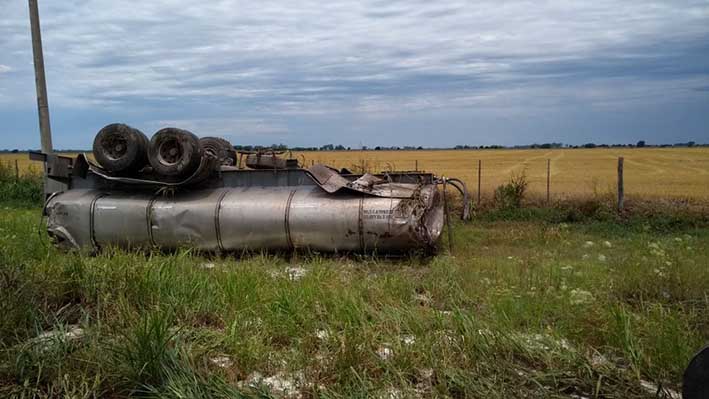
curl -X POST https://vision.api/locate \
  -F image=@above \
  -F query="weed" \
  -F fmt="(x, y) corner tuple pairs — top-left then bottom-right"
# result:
(494, 170), (529, 209)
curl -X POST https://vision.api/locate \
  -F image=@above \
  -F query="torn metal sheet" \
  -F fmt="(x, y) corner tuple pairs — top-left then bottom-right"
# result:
(306, 164), (419, 198)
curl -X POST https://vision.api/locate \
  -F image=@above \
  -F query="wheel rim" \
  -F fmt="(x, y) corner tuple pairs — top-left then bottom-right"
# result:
(157, 138), (183, 166)
(102, 134), (128, 160)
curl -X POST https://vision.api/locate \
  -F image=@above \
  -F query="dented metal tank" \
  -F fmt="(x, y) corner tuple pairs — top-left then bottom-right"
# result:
(46, 184), (443, 253)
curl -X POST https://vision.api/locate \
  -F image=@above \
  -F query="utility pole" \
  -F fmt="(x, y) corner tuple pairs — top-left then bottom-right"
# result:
(28, 0), (53, 154)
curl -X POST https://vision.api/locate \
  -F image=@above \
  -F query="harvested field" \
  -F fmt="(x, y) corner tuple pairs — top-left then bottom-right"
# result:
(3, 148), (709, 201)
(295, 148), (709, 202)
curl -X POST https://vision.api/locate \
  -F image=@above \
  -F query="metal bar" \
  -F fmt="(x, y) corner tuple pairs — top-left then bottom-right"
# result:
(28, 0), (53, 154)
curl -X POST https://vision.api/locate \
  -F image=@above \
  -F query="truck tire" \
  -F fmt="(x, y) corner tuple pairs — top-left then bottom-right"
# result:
(92, 123), (149, 174)
(684, 346), (709, 399)
(148, 128), (203, 177)
(199, 137), (236, 166)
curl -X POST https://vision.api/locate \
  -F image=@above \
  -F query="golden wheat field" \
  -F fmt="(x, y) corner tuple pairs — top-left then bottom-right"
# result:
(2, 148), (709, 201)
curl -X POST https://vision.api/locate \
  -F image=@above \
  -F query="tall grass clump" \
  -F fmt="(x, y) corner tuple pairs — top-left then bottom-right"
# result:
(0, 161), (43, 207)
(494, 171), (528, 209)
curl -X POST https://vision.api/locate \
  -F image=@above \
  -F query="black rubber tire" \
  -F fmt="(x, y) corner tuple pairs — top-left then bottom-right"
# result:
(199, 137), (236, 166)
(92, 123), (149, 173)
(684, 345), (709, 399)
(148, 128), (203, 177)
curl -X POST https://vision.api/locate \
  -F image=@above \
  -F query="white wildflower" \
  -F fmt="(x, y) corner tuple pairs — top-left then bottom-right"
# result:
(377, 345), (393, 360)
(603, 241), (612, 248)
(401, 334), (416, 345)
(589, 351), (610, 367)
(597, 254), (607, 262)
(315, 329), (329, 340)
(210, 355), (233, 368)
(569, 289), (595, 305)
(285, 266), (307, 281)
(414, 292), (432, 306)
(382, 387), (403, 399)
(583, 241), (595, 248)
(245, 371), (305, 399)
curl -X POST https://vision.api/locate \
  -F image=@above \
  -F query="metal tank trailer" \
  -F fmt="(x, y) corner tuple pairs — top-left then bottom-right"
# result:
(36, 124), (471, 254)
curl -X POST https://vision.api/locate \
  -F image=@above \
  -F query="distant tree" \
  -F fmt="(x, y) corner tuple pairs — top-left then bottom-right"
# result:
(636, 140), (646, 148)
(417, 146), (423, 150)
(688, 141), (696, 147)
(374, 146), (382, 151)
(582, 143), (597, 149)
(11, 149), (19, 153)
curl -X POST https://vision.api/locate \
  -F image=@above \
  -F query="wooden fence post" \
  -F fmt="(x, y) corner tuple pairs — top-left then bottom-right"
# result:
(15, 159), (19, 182)
(477, 159), (482, 206)
(617, 157), (624, 212)
(546, 158), (551, 205)
(415, 159), (418, 171)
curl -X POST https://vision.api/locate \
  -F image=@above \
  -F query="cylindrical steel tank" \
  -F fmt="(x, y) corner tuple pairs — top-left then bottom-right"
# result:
(45, 185), (444, 253)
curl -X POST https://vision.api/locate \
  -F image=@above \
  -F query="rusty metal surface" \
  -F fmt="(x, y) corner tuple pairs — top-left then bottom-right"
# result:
(46, 184), (444, 253)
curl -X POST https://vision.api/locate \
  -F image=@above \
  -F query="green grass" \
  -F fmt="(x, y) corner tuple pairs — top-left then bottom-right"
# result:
(0, 162), (43, 208)
(1, 203), (707, 398)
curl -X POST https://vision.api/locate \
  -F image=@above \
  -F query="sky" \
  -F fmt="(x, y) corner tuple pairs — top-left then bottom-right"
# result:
(1, 0), (708, 150)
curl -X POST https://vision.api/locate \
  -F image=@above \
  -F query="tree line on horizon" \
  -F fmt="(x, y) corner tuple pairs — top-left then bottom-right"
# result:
(1, 140), (704, 153)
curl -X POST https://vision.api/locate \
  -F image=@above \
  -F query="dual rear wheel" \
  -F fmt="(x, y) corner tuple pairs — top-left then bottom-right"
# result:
(92, 124), (235, 178)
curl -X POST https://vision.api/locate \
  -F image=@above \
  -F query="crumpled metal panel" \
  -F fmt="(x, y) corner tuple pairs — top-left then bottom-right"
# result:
(307, 164), (351, 193)
(307, 164), (418, 198)
(45, 189), (102, 250)
(361, 184), (443, 251)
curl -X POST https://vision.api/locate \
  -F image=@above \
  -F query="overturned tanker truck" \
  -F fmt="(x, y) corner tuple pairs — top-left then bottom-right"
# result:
(35, 124), (470, 254)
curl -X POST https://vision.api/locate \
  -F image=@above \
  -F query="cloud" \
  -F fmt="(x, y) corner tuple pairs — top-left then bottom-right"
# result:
(1, 0), (708, 148)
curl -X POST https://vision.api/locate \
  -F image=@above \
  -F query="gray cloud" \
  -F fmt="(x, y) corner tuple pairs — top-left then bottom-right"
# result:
(1, 0), (708, 148)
